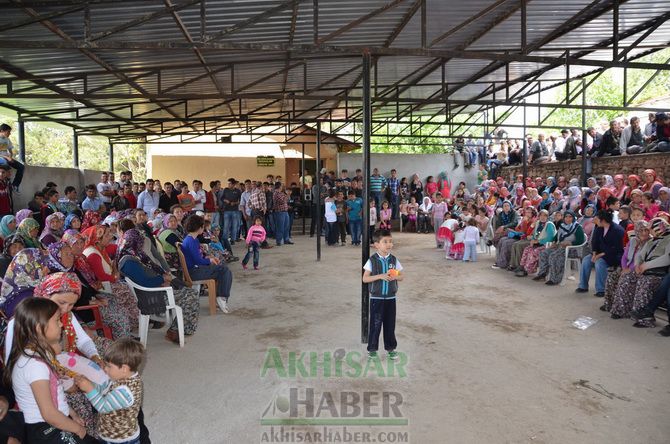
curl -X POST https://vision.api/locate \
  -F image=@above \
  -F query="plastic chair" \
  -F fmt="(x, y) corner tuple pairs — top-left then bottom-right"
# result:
(561, 236), (589, 286)
(176, 242), (217, 315)
(73, 304), (114, 340)
(125, 278), (184, 348)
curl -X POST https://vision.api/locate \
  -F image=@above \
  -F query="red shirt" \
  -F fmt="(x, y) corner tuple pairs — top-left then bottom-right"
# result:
(124, 192), (137, 209)
(0, 180), (10, 215)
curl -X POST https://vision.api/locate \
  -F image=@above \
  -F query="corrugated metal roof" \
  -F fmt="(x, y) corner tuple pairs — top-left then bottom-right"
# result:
(0, 0), (667, 139)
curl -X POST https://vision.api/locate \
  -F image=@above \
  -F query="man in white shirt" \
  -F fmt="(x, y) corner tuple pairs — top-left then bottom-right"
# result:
(97, 172), (114, 205)
(136, 178), (160, 214)
(190, 180), (206, 212)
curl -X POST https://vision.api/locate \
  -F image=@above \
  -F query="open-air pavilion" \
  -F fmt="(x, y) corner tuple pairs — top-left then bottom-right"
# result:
(1, 1), (669, 443)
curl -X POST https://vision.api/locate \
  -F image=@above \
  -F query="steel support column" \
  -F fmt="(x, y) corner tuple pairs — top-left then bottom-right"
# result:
(108, 140), (114, 172)
(361, 51), (371, 344)
(522, 100), (527, 186)
(315, 121), (321, 261)
(301, 141), (306, 235)
(581, 80), (587, 185)
(17, 119), (25, 163)
(73, 130), (79, 168)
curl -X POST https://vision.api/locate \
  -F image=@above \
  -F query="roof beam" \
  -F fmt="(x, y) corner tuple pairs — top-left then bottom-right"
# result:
(0, 3), (84, 31)
(317, 0), (408, 44)
(204, 0), (304, 43)
(429, 0), (508, 47)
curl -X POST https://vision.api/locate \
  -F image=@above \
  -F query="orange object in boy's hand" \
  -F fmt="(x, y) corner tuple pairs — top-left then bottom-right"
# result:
(388, 269), (400, 277)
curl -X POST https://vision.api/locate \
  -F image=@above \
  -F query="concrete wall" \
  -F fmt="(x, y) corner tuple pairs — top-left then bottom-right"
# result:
(13, 165), (105, 209)
(501, 152), (670, 183)
(151, 155), (287, 185)
(337, 153), (480, 191)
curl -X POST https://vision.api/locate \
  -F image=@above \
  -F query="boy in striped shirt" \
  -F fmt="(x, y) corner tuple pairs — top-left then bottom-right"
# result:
(75, 339), (145, 444)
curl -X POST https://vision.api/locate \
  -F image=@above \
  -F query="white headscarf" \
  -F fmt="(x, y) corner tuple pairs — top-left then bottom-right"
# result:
(419, 196), (433, 212)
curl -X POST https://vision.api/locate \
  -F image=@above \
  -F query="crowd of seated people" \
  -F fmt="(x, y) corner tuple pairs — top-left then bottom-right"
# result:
(0, 132), (316, 441)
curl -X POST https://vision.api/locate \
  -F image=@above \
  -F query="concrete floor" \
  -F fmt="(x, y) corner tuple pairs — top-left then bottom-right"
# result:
(142, 231), (669, 444)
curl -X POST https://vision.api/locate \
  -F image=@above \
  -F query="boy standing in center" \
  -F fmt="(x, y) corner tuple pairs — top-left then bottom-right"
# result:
(362, 229), (404, 360)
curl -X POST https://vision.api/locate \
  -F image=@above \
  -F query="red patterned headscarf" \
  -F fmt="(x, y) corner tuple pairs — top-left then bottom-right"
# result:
(80, 211), (102, 232)
(33, 272), (82, 298)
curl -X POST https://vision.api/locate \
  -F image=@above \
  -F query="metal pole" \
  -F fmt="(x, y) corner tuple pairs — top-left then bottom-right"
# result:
(17, 119), (25, 163)
(108, 140), (114, 172)
(315, 121), (321, 261)
(301, 141), (305, 235)
(522, 100), (527, 187)
(361, 51), (371, 344)
(581, 79), (587, 186)
(73, 130), (79, 168)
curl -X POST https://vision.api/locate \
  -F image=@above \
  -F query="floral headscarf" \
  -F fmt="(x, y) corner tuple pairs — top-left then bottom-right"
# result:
(17, 218), (41, 249)
(45, 241), (72, 272)
(80, 210), (102, 232)
(40, 212), (65, 242)
(0, 248), (47, 316)
(15, 209), (33, 225)
(62, 229), (100, 289)
(0, 215), (16, 238)
(81, 225), (113, 267)
(34, 272), (82, 299)
(64, 213), (81, 231)
(33, 272), (83, 353)
(117, 228), (165, 275)
(2, 234), (24, 258)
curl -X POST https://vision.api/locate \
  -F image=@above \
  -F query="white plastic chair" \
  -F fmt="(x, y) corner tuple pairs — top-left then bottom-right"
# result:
(125, 278), (184, 348)
(561, 236), (588, 286)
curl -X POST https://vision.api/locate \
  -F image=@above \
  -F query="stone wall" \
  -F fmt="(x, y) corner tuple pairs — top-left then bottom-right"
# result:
(501, 152), (670, 182)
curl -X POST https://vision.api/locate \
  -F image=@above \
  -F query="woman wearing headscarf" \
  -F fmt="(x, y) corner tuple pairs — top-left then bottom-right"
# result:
(79, 210), (101, 232)
(117, 228), (199, 344)
(64, 213), (81, 231)
(507, 207), (539, 272)
(534, 210), (586, 285)
(547, 190), (564, 213)
(612, 174), (627, 201)
(16, 217), (42, 250)
(410, 174), (423, 202)
(601, 174), (615, 191)
(0, 249), (48, 317)
(14, 209), (33, 225)
(641, 169), (664, 200)
(44, 240), (74, 274)
(0, 234), (24, 278)
(626, 218), (670, 327)
(492, 201), (519, 248)
(545, 177), (558, 194)
(158, 213), (183, 270)
(578, 204), (597, 238)
(493, 206), (535, 270)
(0, 214), (16, 240)
(512, 186), (527, 209)
(517, 210), (556, 276)
(538, 190), (562, 211)
(596, 188), (613, 211)
(605, 221), (650, 315)
(417, 196), (433, 233)
(82, 224), (139, 327)
(62, 229), (137, 339)
(624, 174), (642, 203)
(658, 187), (670, 213)
(566, 186), (582, 212)
(586, 176), (599, 194)
(39, 212), (65, 247)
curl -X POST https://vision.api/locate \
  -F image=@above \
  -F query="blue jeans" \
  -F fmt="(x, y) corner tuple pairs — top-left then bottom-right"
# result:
(372, 191), (383, 213)
(390, 194), (399, 219)
(242, 241), (260, 267)
(273, 211), (290, 244)
(349, 219), (362, 244)
(189, 264), (233, 299)
(578, 254), (608, 293)
(223, 211), (240, 242)
(463, 240), (477, 262)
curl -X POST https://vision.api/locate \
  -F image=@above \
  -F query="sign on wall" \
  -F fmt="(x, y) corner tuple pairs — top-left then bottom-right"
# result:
(257, 156), (275, 167)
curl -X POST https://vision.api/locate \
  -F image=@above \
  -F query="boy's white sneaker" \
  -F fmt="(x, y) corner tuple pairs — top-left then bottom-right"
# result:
(217, 297), (230, 313)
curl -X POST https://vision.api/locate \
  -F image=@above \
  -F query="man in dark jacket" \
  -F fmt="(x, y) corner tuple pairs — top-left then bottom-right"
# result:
(575, 210), (624, 297)
(591, 120), (621, 157)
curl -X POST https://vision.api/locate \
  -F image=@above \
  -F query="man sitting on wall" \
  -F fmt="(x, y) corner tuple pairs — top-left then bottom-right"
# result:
(0, 123), (25, 194)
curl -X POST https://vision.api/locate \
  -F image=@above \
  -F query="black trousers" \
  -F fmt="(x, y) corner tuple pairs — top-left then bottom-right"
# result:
(367, 298), (397, 352)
